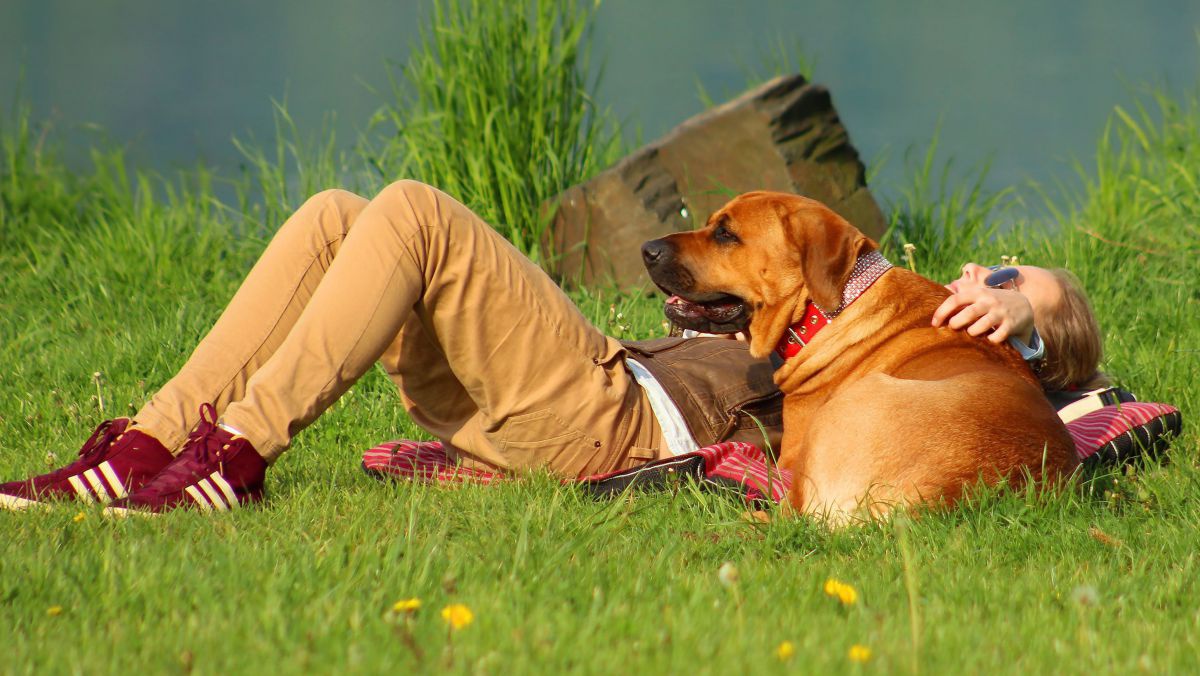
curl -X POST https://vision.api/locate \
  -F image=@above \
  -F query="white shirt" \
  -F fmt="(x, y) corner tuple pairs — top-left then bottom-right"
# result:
(624, 357), (700, 456)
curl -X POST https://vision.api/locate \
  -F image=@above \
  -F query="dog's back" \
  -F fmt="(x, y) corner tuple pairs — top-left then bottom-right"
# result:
(777, 268), (1078, 519)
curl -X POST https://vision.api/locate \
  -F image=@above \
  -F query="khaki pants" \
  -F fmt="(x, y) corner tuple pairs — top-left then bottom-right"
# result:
(132, 181), (664, 477)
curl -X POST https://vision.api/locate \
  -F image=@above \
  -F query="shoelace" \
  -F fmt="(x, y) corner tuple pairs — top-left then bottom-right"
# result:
(40, 420), (123, 483)
(185, 403), (228, 467)
(76, 420), (123, 464)
(146, 403), (231, 492)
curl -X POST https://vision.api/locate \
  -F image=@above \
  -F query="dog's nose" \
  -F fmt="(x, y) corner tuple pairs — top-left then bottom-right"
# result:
(642, 240), (669, 267)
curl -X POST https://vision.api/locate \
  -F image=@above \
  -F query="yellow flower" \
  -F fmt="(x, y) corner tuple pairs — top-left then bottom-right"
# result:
(392, 598), (421, 614)
(73, 512), (86, 523)
(441, 603), (474, 630)
(46, 606), (63, 617)
(823, 578), (859, 606)
(848, 644), (872, 662)
(775, 641), (796, 661)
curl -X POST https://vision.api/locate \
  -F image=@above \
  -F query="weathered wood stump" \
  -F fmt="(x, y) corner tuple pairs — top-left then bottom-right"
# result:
(548, 73), (887, 288)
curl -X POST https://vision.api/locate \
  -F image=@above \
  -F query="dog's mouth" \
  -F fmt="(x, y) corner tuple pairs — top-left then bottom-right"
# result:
(663, 292), (750, 334)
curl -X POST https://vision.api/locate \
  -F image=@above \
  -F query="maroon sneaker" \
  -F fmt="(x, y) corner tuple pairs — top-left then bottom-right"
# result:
(105, 404), (267, 516)
(0, 419), (173, 511)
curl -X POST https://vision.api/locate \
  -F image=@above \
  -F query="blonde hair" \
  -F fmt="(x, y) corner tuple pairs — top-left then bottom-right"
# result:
(1036, 268), (1110, 391)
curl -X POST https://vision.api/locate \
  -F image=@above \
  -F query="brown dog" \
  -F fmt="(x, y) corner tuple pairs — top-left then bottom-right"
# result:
(642, 191), (1078, 522)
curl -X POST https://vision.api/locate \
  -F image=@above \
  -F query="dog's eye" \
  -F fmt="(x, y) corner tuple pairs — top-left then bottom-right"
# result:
(713, 224), (739, 245)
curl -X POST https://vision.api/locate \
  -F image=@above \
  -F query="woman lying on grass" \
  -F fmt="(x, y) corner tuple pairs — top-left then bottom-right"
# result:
(0, 181), (1107, 514)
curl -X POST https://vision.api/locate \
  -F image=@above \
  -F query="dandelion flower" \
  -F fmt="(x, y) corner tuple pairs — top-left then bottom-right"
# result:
(441, 603), (474, 630)
(392, 598), (421, 614)
(839, 585), (859, 605)
(848, 644), (872, 662)
(1071, 585), (1099, 608)
(775, 641), (796, 661)
(46, 606), (63, 617)
(823, 578), (859, 606)
(72, 512), (86, 523)
(717, 562), (740, 589)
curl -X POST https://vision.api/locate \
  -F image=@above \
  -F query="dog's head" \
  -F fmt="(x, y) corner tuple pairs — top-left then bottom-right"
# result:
(642, 191), (876, 358)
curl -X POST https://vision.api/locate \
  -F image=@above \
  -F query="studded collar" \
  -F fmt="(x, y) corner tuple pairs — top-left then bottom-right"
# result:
(773, 250), (893, 361)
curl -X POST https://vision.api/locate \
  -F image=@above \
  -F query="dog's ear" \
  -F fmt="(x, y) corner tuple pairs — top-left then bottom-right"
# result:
(781, 202), (875, 312)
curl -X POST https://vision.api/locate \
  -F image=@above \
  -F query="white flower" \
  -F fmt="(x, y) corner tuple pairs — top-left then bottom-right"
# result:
(717, 561), (740, 588)
(1071, 584), (1099, 607)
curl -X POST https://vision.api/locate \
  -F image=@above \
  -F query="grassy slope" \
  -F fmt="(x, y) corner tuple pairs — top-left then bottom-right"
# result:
(2, 25), (1200, 676)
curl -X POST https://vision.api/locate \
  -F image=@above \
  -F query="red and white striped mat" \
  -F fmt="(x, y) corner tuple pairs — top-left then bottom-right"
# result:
(362, 439), (793, 502)
(362, 402), (1180, 503)
(1065, 401), (1177, 456)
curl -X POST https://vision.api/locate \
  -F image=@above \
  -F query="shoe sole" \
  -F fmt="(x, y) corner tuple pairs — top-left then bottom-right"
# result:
(101, 506), (157, 519)
(0, 493), (49, 511)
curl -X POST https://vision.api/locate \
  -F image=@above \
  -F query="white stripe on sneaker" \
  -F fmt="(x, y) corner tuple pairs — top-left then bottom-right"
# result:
(197, 478), (228, 512)
(83, 469), (112, 503)
(68, 475), (95, 503)
(97, 461), (128, 499)
(0, 492), (44, 511)
(208, 472), (238, 509)
(184, 485), (212, 511)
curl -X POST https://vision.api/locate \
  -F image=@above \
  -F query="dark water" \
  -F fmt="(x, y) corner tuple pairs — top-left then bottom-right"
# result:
(4, 0), (1199, 205)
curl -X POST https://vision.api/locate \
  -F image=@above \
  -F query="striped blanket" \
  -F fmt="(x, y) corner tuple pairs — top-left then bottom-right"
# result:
(361, 402), (1180, 504)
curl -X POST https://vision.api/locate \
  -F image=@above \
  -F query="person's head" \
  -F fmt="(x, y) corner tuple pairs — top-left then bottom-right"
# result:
(949, 263), (1108, 390)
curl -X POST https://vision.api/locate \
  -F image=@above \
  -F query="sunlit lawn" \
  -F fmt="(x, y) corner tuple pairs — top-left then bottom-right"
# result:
(2, 12), (1199, 672)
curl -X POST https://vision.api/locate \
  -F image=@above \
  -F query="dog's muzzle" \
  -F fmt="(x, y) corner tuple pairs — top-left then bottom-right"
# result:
(641, 237), (749, 334)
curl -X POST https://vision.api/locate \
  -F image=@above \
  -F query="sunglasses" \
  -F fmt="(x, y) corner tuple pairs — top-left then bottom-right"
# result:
(984, 265), (1021, 290)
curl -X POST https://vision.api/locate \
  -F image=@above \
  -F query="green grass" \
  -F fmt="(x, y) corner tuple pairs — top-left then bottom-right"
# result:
(365, 0), (619, 273)
(2, 1), (1200, 672)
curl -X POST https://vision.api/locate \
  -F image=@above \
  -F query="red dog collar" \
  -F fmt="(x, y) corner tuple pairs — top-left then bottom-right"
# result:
(774, 301), (831, 359)
(773, 250), (892, 361)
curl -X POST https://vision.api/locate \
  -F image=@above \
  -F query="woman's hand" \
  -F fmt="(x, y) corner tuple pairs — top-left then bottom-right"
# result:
(931, 285), (1035, 344)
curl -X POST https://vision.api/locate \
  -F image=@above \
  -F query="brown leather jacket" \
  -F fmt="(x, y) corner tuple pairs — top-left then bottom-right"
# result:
(621, 337), (784, 454)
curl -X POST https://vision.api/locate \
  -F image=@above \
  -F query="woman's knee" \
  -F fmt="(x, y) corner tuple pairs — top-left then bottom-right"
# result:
(314, 188), (368, 214)
(376, 179), (433, 200)
(276, 188), (367, 243)
(371, 180), (446, 227)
